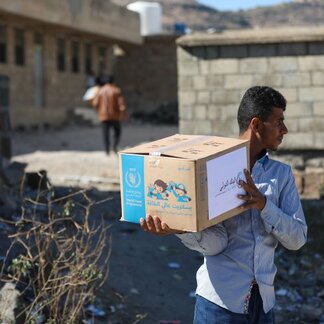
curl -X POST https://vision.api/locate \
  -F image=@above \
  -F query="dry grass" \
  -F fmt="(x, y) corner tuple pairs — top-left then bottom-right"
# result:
(0, 173), (111, 323)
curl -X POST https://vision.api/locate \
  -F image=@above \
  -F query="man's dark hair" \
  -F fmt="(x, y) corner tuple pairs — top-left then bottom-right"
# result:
(99, 74), (115, 85)
(237, 86), (286, 134)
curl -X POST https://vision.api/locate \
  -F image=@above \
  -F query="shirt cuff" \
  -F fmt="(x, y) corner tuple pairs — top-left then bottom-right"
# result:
(260, 198), (281, 233)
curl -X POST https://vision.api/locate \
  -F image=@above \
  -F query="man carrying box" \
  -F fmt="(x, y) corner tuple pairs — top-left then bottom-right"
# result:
(140, 86), (307, 324)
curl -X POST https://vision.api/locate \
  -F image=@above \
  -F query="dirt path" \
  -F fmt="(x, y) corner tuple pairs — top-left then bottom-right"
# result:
(8, 123), (324, 323)
(12, 122), (178, 190)
(10, 122), (201, 323)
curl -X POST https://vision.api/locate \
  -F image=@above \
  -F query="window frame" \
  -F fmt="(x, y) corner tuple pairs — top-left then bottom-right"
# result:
(71, 40), (80, 73)
(14, 28), (25, 66)
(57, 38), (66, 72)
(0, 24), (7, 64)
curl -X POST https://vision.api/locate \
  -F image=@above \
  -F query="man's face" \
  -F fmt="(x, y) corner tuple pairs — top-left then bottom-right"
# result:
(259, 107), (288, 151)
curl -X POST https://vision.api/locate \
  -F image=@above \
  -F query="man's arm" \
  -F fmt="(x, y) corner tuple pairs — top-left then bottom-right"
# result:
(91, 91), (100, 109)
(117, 90), (126, 112)
(259, 167), (307, 250)
(175, 225), (228, 256)
(239, 168), (307, 250)
(140, 214), (228, 256)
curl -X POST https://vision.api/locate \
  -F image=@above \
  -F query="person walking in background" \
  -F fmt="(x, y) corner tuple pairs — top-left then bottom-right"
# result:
(140, 86), (307, 323)
(92, 75), (127, 155)
(82, 73), (101, 103)
(85, 70), (97, 89)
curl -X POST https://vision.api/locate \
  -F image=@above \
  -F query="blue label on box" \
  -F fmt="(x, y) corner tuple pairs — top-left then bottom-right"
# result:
(121, 154), (146, 223)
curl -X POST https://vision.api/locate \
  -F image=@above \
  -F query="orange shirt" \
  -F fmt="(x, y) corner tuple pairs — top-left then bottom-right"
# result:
(92, 84), (127, 122)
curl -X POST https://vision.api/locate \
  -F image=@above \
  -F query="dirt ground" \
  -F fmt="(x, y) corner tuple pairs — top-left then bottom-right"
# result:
(12, 122), (179, 191)
(9, 122), (324, 323)
(11, 122), (200, 323)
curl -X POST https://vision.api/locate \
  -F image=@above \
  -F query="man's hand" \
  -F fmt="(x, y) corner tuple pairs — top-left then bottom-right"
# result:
(140, 214), (187, 236)
(238, 169), (266, 211)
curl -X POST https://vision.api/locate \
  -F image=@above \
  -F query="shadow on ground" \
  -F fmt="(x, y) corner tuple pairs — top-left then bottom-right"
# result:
(0, 183), (323, 323)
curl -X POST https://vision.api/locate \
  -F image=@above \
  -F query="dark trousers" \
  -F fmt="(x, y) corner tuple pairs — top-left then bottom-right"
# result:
(101, 120), (121, 153)
(193, 285), (275, 324)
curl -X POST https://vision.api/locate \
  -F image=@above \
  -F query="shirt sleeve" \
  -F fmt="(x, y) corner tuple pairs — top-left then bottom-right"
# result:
(117, 90), (126, 112)
(175, 223), (228, 256)
(260, 167), (307, 250)
(91, 91), (100, 109)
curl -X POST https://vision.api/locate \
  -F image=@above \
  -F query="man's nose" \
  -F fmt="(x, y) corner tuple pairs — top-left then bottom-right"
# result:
(282, 122), (288, 134)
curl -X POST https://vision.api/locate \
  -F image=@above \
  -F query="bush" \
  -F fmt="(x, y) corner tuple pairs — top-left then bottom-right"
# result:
(0, 182), (111, 323)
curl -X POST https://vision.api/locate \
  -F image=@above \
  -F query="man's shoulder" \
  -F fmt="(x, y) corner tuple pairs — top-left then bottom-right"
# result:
(267, 157), (292, 174)
(112, 84), (122, 93)
(98, 84), (116, 94)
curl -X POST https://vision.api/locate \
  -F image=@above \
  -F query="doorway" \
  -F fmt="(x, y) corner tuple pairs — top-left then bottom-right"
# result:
(34, 33), (44, 108)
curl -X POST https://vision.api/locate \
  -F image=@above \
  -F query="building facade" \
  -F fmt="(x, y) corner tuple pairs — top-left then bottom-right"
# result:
(177, 26), (324, 197)
(0, 0), (141, 128)
(115, 35), (178, 121)
(177, 26), (324, 150)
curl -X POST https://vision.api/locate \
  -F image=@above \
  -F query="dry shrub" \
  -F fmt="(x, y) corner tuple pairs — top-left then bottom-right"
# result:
(0, 177), (111, 323)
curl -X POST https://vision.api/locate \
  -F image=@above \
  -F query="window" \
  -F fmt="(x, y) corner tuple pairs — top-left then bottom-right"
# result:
(57, 38), (66, 72)
(34, 33), (43, 46)
(15, 28), (25, 66)
(98, 46), (106, 73)
(71, 40), (79, 73)
(0, 25), (7, 63)
(84, 43), (92, 74)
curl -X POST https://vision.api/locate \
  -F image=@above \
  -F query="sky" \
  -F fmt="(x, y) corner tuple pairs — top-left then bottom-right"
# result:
(197, 0), (293, 11)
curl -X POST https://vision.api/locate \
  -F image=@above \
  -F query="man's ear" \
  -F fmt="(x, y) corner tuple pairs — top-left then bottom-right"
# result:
(250, 117), (262, 138)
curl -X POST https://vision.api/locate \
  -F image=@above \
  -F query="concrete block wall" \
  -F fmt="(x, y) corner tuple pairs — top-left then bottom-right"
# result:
(115, 35), (178, 117)
(177, 41), (324, 150)
(0, 15), (115, 128)
(177, 28), (324, 198)
(0, 0), (141, 128)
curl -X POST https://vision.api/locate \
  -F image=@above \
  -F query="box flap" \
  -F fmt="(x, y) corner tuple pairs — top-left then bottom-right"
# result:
(121, 134), (249, 160)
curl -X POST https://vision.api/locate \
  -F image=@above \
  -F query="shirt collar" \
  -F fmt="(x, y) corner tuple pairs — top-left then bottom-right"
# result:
(255, 150), (269, 171)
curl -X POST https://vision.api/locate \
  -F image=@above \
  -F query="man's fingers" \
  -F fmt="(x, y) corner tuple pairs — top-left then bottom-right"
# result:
(244, 169), (255, 187)
(140, 217), (148, 231)
(146, 214), (156, 232)
(238, 193), (253, 202)
(140, 214), (185, 236)
(239, 180), (253, 196)
(153, 216), (163, 233)
(161, 222), (170, 231)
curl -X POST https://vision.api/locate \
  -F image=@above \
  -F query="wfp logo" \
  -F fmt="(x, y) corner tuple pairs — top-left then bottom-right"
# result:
(125, 168), (141, 188)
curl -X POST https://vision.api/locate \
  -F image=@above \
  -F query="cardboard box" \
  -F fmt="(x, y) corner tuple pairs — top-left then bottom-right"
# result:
(119, 134), (249, 232)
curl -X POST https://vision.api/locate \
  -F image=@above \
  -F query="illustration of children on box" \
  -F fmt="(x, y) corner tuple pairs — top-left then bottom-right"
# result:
(169, 181), (191, 202)
(147, 179), (169, 200)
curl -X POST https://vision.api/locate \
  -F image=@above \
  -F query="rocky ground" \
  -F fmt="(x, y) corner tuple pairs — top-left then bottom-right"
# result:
(1, 122), (323, 323)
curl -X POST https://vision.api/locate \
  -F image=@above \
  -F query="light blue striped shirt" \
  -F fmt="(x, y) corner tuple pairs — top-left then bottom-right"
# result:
(176, 155), (307, 314)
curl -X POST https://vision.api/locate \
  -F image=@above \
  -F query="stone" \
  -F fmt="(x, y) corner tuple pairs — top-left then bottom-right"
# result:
(0, 161), (27, 187)
(0, 283), (20, 324)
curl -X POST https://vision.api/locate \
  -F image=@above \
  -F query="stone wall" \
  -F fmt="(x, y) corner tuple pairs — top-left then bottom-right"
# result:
(177, 27), (324, 150)
(177, 27), (324, 198)
(114, 35), (178, 121)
